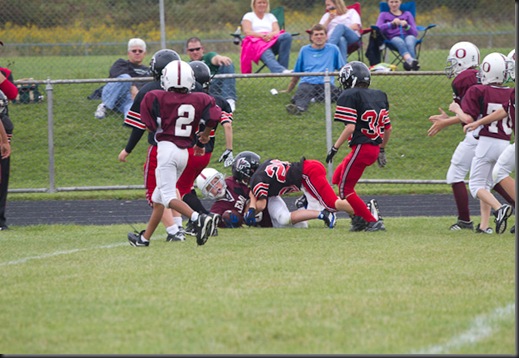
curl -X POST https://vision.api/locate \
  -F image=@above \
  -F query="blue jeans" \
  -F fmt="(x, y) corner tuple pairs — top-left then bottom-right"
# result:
(388, 35), (418, 59)
(101, 74), (133, 117)
(327, 24), (360, 62)
(210, 63), (237, 101)
(260, 32), (292, 73)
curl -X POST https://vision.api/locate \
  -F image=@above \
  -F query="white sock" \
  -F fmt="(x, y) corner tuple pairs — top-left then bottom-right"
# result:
(166, 224), (179, 235)
(191, 212), (200, 222)
(406, 57), (414, 65)
(174, 216), (183, 227)
(140, 235), (149, 242)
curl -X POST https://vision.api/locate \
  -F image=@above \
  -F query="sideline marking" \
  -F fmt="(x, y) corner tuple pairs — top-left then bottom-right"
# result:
(411, 303), (515, 354)
(0, 242), (127, 267)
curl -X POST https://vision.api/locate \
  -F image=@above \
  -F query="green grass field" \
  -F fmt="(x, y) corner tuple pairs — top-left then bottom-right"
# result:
(0, 217), (515, 354)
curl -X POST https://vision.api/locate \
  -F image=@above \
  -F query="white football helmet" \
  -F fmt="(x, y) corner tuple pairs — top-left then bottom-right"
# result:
(506, 49), (515, 81)
(479, 52), (509, 85)
(196, 168), (226, 199)
(445, 41), (480, 78)
(160, 60), (195, 91)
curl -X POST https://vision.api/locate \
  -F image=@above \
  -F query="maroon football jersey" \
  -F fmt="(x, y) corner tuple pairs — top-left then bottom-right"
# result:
(140, 89), (221, 148)
(451, 68), (479, 104)
(210, 176), (250, 216)
(461, 84), (514, 141)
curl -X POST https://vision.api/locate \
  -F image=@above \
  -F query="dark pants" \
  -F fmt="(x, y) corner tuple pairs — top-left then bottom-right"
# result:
(292, 83), (342, 111)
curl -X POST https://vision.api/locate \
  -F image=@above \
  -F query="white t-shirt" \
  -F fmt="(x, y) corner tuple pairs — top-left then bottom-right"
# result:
(319, 8), (361, 37)
(242, 12), (278, 33)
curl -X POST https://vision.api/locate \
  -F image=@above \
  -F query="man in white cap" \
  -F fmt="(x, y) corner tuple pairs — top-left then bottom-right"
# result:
(95, 38), (149, 119)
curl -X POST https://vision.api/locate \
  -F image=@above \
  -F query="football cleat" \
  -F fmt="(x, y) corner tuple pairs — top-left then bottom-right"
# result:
(365, 220), (386, 232)
(475, 224), (493, 234)
(350, 215), (368, 232)
(295, 195), (308, 209)
(184, 220), (197, 236)
(166, 230), (186, 242)
(319, 209), (336, 229)
(195, 213), (213, 246)
(494, 204), (513, 234)
(450, 220), (474, 231)
(368, 199), (382, 221)
(209, 213), (220, 237)
(128, 230), (149, 247)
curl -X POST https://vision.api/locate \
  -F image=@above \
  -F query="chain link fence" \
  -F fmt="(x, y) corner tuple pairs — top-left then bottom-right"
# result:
(0, 0), (515, 193)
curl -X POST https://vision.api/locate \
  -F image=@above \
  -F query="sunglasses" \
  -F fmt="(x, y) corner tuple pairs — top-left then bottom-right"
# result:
(130, 49), (144, 54)
(187, 47), (202, 52)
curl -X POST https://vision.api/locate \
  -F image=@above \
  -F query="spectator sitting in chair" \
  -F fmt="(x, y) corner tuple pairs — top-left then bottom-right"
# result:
(319, 0), (362, 63)
(185, 37), (237, 112)
(375, 0), (420, 71)
(94, 38), (150, 119)
(240, 0), (293, 74)
(280, 24), (345, 116)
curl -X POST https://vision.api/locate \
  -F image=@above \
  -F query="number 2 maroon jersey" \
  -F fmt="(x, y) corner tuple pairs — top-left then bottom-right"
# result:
(249, 159), (303, 200)
(461, 84), (514, 141)
(140, 89), (221, 148)
(334, 87), (391, 146)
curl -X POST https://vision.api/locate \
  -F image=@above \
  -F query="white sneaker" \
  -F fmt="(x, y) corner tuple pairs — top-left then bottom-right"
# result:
(282, 69), (293, 74)
(227, 99), (236, 112)
(95, 103), (106, 119)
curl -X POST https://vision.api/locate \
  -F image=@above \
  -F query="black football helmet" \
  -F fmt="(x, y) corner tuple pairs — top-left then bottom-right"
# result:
(149, 49), (181, 80)
(232, 151), (261, 184)
(338, 61), (371, 89)
(0, 90), (7, 114)
(189, 60), (211, 90)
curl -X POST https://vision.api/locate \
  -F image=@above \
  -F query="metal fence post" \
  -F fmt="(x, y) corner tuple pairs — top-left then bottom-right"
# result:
(45, 78), (55, 193)
(324, 70), (333, 183)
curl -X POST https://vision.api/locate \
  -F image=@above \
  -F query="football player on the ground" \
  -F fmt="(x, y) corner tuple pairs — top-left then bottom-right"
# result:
(246, 157), (355, 229)
(326, 61), (390, 232)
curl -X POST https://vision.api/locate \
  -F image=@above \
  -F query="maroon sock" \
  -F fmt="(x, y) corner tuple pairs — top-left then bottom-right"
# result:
(452, 182), (470, 222)
(493, 183), (515, 207)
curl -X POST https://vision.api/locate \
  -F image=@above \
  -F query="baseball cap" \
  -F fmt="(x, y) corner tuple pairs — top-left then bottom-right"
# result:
(128, 38), (146, 51)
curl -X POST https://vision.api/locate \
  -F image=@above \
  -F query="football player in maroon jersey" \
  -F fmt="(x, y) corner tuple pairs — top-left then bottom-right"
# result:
(127, 60), (220, 247)
(452, 52), (514, 234)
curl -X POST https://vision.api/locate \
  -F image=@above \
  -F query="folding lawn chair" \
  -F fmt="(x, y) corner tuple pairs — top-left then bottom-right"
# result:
(345, 2), (373, 63)
(370, 1), (436, 68)
(231, 6), (300, 73)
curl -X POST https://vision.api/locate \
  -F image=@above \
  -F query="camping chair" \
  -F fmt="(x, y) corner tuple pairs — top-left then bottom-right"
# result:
(231, 6), (299, 73)
(345, 2), (372, 63)
(370, 1), (436, 68)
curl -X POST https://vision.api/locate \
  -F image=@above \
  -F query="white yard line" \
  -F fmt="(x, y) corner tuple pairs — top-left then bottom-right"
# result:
(0, 242), (127, 267)
(411, 303), (515, 354)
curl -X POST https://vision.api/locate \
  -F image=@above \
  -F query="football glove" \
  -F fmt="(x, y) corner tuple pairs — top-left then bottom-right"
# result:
(326, 146), (338, 163)
(244, 208), (257, 226)
(219, 149), (234, 167)
(377, 147), (387, 168)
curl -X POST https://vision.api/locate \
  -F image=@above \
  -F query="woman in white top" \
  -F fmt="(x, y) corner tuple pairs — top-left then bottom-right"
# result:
(241, 0), (292, 73)
(319, 0), (361, 62)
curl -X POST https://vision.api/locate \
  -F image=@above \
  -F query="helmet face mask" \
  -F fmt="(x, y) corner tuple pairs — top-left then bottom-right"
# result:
(149, 49), (180, 81)
(196, 168), (226, 199)
(479, 52), (509, 85)
(339, 61), (371, 89)
(189, 61), (211, 90)
(506, 49), (515, 82)
(231, 151), (261, 185)
(0, 90), (7, 114)
(444, 41), (480, 78)
(161, 60), (196, 92)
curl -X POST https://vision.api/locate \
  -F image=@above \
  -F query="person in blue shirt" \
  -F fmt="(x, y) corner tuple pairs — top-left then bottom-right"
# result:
(282, 23), (345, 115)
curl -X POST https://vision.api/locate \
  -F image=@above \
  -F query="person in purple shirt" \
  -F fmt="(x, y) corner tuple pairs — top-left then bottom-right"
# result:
(376, 0), (419, 71)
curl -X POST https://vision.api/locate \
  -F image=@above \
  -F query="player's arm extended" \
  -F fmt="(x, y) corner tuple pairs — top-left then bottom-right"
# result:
(463, 107), (507, 133)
